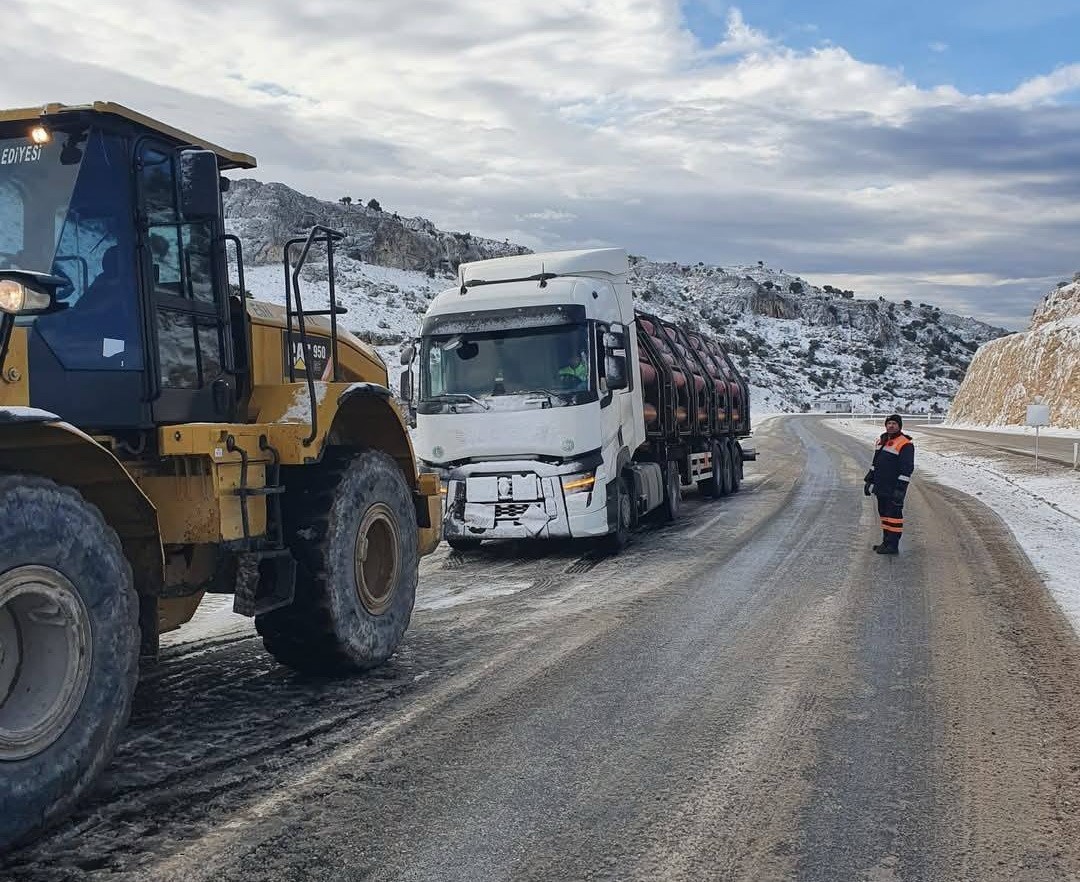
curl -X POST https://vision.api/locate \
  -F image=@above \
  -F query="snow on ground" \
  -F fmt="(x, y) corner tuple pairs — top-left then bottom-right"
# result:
(826, 417), (1080, 633)
(940, 422), (1080, 440)
(160, 594), (253, 650)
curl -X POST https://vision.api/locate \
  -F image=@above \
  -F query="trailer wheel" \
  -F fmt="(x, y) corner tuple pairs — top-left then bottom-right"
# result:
(659, 463), (682, 522)
(257, 450), (418, 674)
(721, 440), (738, 496)
(730, 440), (743, 492)
(600, 476), (632, 554)
(697, 441), (722, 499)
(0, 475), (139, 851)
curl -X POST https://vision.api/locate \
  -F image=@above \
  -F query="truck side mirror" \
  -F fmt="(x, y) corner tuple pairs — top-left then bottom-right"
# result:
(178, 149), (221, 221)
(603, 323), (627, 351)
(400, 340), (416, 365)
(605, 354), (629, 390)
(399, 370), (413, 402)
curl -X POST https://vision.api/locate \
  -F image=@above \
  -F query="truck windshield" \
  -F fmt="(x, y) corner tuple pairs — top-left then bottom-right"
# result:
(422, 323), (592, 406)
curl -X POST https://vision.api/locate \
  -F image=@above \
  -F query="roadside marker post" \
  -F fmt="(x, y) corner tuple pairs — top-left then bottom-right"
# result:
(1025, 399), (1050, 473)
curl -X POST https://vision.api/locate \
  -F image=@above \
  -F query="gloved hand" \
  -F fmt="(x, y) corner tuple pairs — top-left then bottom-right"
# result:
(892, 487), (906, 506)
(863, 482), (873, 497)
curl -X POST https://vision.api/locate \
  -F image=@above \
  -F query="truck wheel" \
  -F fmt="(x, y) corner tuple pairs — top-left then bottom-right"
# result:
(660, 464), (682, 522)
(446, 536), (482, 552)
(600, 476), (632, 554)
(257, 450), (418, 674)
(0, 475), (139, 851)
(730, 440), (743, 492)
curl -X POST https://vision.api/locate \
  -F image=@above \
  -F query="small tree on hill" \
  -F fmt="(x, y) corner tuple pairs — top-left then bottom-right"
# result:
(367, 198), (382, 212)
(339, 196), (352, 206)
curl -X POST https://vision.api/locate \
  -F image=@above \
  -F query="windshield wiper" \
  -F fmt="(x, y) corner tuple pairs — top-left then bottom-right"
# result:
(522, 388), (572, 402)
(433, 392), (491, 411)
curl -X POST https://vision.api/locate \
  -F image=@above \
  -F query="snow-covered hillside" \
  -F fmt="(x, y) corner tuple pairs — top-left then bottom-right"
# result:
(225, 180), (1007, 413)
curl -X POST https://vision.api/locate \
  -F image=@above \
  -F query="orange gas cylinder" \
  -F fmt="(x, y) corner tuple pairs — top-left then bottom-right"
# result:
(676, 406), (689, 426)
(643, 402), (659, 426)
(639, 361), (658, 386)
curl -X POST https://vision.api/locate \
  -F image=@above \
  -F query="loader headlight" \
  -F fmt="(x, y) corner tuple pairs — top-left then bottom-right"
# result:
(30, 125), (52, 145)
(0, 277), (59, 316)
(561, 472), (596, 494)
(0, 280), (34, 315)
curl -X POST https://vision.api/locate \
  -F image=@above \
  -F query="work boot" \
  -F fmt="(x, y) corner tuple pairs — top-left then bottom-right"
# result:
(875, 544), (899, 555)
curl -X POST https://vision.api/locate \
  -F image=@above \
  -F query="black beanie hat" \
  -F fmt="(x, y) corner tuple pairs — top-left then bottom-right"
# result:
(885, 413), (903, 429)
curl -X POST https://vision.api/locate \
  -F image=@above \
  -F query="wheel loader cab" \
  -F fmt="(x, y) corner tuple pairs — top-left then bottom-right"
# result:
(0, 110), (241, 429)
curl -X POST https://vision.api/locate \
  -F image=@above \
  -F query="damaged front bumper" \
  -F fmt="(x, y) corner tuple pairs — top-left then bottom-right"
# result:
(438, 461), (610, 542)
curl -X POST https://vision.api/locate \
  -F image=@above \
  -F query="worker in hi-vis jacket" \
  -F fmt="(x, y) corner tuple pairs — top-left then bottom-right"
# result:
(863, 413), (915, 555)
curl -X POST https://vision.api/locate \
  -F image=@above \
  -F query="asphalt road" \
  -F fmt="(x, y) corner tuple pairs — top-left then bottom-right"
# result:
(5, 416), (1080, 882)
(918, 424), (1080, 467)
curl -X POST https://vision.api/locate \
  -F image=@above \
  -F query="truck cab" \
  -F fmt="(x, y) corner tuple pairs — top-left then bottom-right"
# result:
(413, 249), (648, 547)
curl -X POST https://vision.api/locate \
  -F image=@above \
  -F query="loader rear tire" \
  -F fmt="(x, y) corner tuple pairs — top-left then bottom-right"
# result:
(0, 475), (139, 852)
(257, 450), (418, 674)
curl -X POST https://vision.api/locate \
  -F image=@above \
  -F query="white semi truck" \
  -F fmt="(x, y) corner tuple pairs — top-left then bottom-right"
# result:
(401, 249), (753, 551)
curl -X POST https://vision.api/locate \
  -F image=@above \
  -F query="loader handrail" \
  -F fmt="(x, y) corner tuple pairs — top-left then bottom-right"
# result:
(283, 226), (346, 446)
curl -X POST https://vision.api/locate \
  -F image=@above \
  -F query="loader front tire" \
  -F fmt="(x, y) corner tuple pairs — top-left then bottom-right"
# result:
(0, 475), (139, 851)
(257, 450), (418, 674)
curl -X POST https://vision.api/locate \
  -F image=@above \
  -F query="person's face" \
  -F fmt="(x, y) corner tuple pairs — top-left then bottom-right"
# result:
(570, 354), (581, 366)
(885, 420), (901, 435)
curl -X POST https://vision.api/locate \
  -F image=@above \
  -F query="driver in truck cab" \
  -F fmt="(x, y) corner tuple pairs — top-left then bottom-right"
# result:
(558, 352), (588, 387)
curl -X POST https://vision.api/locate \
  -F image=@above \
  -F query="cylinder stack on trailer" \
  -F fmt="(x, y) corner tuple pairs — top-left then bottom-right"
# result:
(406, 248), (755, 552)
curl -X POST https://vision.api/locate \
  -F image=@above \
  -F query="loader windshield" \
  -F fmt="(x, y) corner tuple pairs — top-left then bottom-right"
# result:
(421, 322), (594, 411)
(0, 127), (142, 370)
(0, 133), (82, 275)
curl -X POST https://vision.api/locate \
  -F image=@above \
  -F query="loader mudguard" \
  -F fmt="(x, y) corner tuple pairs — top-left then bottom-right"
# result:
(0, 409), (163, 593)
(329, 385), (441, 554)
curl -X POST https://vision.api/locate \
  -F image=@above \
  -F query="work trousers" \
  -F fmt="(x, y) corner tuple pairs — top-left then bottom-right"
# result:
(876, 494), (904, 547)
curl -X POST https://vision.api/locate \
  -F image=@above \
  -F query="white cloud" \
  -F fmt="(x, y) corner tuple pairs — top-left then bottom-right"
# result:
(0, 1), (1076, 328)
(929, 41), (949, 53)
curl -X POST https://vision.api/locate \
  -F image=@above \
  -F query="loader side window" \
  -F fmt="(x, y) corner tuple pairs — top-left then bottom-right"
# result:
(138, 143), (225, 392)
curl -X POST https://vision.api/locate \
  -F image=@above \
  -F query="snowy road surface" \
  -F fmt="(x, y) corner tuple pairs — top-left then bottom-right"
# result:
(5, 417), (1080, 881)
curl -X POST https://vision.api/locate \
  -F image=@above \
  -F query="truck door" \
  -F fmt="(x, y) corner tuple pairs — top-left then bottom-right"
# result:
(136, 140), (236, 425)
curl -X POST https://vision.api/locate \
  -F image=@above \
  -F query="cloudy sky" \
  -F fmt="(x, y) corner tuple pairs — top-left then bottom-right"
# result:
(4, 1), (1080, 329)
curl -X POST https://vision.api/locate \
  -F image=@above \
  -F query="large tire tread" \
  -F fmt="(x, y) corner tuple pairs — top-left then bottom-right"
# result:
(0, 475), (138, 851)
(256, 449), (417, 675)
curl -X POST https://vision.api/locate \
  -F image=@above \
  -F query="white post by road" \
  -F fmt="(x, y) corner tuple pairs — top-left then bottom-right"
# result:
(1026, 399), (1050, 473)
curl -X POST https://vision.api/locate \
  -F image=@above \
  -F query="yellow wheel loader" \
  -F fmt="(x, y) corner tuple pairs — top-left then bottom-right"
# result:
(0, 102), (440, 849)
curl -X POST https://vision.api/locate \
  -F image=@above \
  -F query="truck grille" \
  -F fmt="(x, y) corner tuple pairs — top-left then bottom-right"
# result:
(495, 503), (531, 520)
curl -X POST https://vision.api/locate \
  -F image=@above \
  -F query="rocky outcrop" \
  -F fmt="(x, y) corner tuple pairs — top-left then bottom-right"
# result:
(948, 281), (1080, 428)
(224, 179), (528, 273)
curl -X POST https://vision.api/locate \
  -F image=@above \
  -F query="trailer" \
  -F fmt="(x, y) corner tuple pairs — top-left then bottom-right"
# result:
(404, 248), (754, 552)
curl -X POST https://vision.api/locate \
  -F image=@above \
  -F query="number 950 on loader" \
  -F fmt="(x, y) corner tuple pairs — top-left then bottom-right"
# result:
(0, 102), (440, 850)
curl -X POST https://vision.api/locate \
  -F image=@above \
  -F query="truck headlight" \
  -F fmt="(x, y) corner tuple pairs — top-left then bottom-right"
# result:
(0, 280), (51, 315)
(561, 472), (595, 494)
